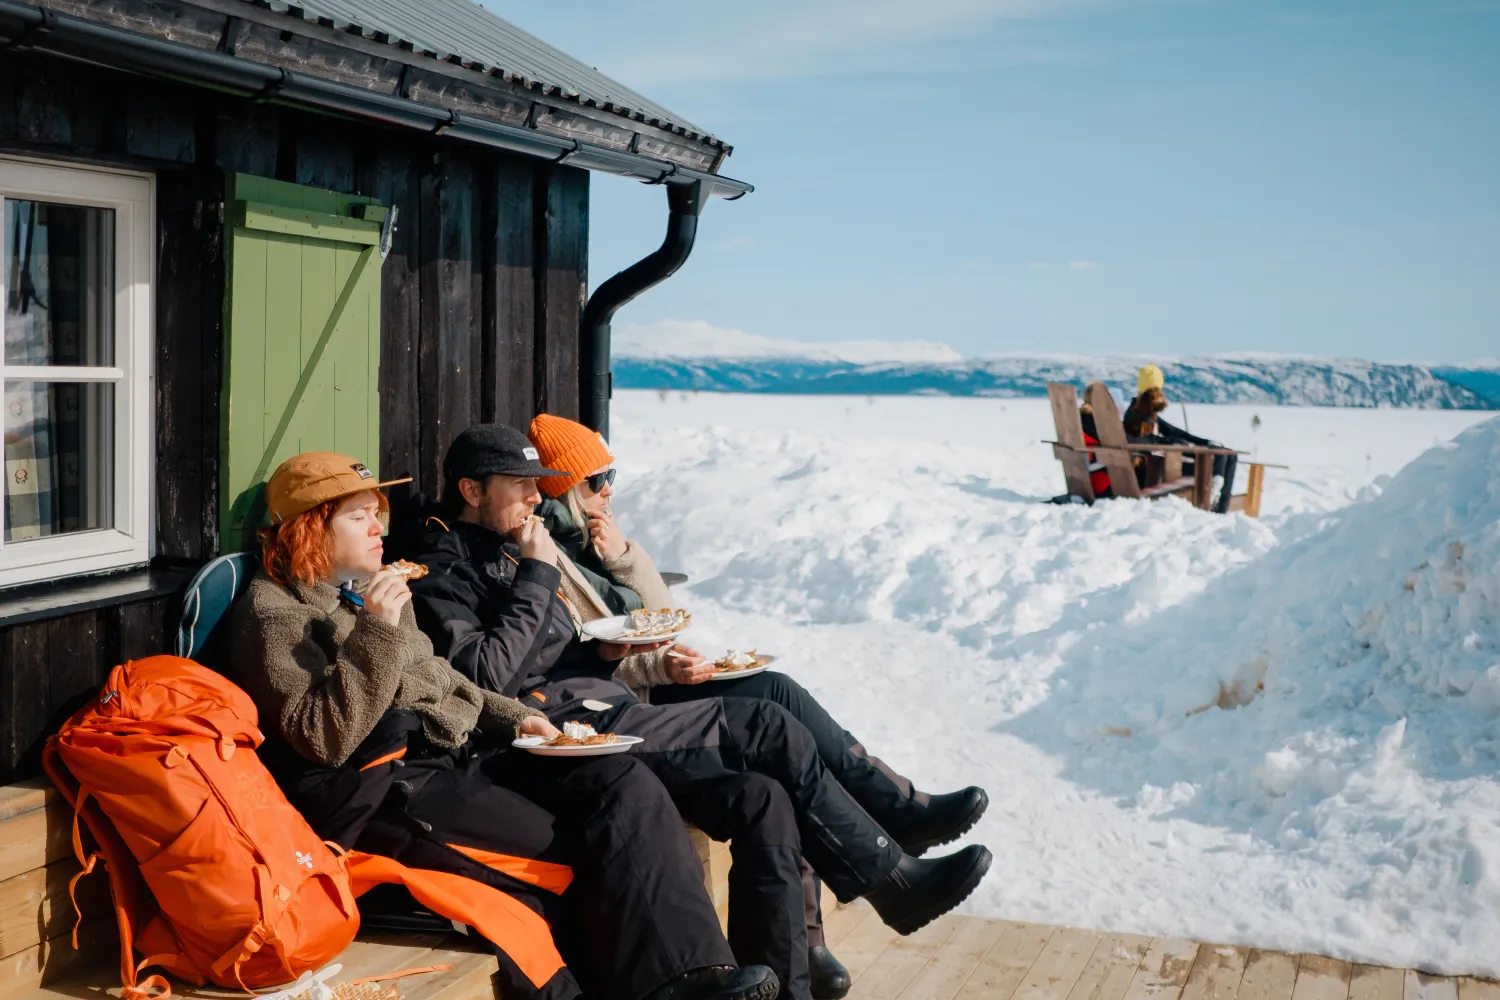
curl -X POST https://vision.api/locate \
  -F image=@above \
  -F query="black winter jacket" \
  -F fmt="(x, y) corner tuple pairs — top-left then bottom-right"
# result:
(399, 513), (606, 697)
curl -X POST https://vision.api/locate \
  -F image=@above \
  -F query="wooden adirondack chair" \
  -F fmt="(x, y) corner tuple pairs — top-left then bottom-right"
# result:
(1046, 382), (1274, 515)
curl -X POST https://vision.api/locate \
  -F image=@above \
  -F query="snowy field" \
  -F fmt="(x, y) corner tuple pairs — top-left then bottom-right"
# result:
(607, 390), (1500, 975)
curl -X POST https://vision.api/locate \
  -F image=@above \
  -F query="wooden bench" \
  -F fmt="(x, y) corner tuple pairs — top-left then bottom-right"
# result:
(1046, 382), (1277, 516)
(0, 778), (732, 1000)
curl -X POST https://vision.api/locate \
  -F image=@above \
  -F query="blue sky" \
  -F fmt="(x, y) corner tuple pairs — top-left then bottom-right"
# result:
(490, 1), (1500, 363)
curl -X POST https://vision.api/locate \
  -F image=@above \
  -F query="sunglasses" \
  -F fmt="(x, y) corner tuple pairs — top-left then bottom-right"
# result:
(584, 468), (616, 493)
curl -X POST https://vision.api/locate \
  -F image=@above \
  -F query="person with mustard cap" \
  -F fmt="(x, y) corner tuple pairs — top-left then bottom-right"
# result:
(226, 450), (783, 1000)
(1122, 365), (1239, 513)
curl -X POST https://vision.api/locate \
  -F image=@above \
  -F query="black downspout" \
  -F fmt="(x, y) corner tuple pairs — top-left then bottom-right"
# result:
(581, 179), (707, 438)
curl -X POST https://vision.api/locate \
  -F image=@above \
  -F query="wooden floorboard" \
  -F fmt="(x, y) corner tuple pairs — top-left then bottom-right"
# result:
(827, 901), (879, 951)
(1406, 972), (1460, 1000)
(1238, 950), (1302, 1000)
(1066, 933), (1156, 1000)
(1012, 927), (1104, 1000)
(1118, 935), (1198, 1000)
(897, 917), (1013, 1000)
(1293, 956), (1352, 1000)
(1351, 966), (1406, 1000)
(1180, 945), (1249, 1000)
(850, 915), (963, 1000)
(954, 922), (1057, 1000)
(840, 904), (906, 985)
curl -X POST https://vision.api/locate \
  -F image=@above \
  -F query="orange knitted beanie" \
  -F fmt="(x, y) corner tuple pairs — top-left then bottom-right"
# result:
(527, 414), (614, 498)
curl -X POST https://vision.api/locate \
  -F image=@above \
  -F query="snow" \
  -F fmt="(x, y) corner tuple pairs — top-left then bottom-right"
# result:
(607, 390), (1500, 974)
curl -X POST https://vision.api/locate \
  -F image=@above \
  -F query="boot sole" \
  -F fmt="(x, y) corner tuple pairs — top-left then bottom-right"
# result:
(729, 977), (783, 1000)
(885, 847), (993, 937)
(901, 790), (990, 857)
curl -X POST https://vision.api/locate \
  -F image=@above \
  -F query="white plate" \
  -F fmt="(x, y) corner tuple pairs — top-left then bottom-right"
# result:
(581, 614), (691, 644)
(708, 654), (778, 681)
(512, 734), (644, 756)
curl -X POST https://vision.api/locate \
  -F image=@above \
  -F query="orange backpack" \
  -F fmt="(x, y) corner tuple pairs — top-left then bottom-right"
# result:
(42, 655), (360, 998)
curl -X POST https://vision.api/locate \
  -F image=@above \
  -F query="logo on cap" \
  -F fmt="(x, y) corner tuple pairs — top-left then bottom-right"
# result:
(523, 447), (539, 460)
(350, 463), (375, 480)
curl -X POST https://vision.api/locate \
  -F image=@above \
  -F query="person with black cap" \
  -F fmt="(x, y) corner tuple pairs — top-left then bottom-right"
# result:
(227, 450), (782, 1000)
(396, 424), (995, 1000)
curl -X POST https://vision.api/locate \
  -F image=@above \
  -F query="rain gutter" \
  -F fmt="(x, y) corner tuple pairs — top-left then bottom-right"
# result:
(580, 179), (707, 437)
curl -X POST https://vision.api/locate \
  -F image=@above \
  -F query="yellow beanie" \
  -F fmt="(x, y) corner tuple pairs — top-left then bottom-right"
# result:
(527, 414), (614, 498)
(1137, 365), (1165, 394)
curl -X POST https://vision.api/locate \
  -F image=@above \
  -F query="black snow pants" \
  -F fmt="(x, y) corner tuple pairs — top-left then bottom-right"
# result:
(528, 676), (903, 1000)
(650, 669), (933, 947)
(350, 747), (734, 1000)
(1181, 452), (1239, 513)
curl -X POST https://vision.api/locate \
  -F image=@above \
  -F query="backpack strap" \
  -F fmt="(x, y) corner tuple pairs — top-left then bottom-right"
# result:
(43, 741), (158, 998)
(121, 973), (172, 1000)
(209, 865), (296, 985)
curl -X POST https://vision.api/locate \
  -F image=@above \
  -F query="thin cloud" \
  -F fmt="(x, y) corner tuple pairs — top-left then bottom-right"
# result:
(588, 0), (1100, 86)
(713, 236), (759, 252)
(1069, 260), (1100, 271)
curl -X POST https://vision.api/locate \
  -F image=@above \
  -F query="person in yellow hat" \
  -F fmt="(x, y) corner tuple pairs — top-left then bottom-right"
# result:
(1122, 365), (1239, 512)
(228, 450), (781, 1000)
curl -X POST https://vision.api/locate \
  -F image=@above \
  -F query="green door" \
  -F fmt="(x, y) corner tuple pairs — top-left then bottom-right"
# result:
(221, 173), (387, 550)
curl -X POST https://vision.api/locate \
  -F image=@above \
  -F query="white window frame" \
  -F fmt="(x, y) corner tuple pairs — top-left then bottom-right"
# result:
(0, 157), (154, 589)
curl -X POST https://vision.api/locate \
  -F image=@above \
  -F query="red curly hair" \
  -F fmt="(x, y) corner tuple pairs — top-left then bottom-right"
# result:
(257, 491), (390, 587)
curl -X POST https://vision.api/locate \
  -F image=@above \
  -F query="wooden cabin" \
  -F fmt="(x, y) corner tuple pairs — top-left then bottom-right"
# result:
(0, 0), (750, 785)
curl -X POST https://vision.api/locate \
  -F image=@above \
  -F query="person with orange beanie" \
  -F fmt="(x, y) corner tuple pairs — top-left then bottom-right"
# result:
(526, 414), (992, 1000)
(395, 422), (995, 1000)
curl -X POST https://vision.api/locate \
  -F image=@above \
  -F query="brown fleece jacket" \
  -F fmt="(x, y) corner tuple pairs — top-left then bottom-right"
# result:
(227, 572), (544, 767)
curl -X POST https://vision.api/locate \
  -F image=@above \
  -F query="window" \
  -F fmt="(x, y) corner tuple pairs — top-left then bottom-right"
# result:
(0, 158), (153, 588)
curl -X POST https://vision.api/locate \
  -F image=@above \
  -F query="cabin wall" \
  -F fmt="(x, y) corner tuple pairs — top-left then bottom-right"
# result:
(0, 52), (589, 783)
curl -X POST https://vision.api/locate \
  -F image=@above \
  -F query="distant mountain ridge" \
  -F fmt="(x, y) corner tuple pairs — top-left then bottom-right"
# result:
(615, 354), (1498, 409)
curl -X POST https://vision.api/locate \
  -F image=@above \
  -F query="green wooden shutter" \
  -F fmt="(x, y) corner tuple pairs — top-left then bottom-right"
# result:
(221, 173), (387, 550)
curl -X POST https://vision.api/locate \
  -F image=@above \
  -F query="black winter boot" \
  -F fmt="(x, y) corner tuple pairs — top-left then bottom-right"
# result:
(643, 966), (781, 1000)
(808, 946), (851, 999)
(865, 845), (993, 936)
(894, 787), (989, 857)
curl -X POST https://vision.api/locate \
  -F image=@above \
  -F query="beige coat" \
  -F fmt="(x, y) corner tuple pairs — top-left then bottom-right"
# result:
(554, 539), (676, 700)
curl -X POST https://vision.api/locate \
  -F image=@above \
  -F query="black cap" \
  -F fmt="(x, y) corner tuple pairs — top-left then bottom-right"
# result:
(443, 424), (565, 483)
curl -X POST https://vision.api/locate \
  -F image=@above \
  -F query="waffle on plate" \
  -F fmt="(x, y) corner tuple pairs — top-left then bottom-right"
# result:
(621, 608), (692, 637)
(543, 722), (619, 747)
(713, 650), (762, 673)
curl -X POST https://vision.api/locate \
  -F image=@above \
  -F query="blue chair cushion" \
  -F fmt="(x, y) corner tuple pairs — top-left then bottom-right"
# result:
(177, 551), (259, 669)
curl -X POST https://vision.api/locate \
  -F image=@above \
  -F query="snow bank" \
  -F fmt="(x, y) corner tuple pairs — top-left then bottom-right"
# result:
(1003, 414), (1500, 969)
(609, 391), (1500, 974)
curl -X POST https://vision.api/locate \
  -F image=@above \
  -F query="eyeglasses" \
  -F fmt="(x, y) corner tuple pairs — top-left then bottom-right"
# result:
(585, 468), (616, 493)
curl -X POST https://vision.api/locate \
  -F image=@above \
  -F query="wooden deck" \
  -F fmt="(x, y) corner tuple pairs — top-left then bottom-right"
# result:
(822, 902), (1497, 1000)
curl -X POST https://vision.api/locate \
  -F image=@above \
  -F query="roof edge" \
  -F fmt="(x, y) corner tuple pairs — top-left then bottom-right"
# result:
(0, 0), (751, 197)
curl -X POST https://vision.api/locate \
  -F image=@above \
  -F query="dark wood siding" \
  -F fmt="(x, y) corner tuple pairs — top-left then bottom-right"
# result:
(0, 51), (590, 784)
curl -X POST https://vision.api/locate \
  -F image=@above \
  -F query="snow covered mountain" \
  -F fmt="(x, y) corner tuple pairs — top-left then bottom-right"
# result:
(612, 324), (1497, 409)
(616, 354), (1496, 409)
